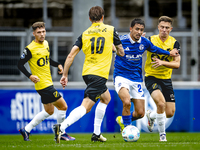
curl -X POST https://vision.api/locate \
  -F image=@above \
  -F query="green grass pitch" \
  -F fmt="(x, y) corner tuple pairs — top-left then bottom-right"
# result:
(0, 132), (200, 150)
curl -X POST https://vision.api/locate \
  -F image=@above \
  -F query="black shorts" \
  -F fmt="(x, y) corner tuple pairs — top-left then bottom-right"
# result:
(144, 76), (175, 102)
(83, 75), (108, 102)
(37, 85), (62, 104)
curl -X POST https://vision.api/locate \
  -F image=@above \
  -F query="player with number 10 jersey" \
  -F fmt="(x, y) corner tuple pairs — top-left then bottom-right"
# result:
(75, 23), (120, 79)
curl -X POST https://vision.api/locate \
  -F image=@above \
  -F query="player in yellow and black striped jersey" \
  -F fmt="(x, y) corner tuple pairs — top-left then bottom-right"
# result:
(144, 16), (181, 141)
(53, 6), (124, 143)
(17, 22), (75, 142)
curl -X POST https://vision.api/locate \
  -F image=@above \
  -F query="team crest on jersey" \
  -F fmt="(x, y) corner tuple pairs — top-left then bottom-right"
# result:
(46, 48), (50, 52)
(139, 44), (144, 50)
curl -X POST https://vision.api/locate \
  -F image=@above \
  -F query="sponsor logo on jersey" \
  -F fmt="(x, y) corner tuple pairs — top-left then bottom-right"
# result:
(102, 28), (107, 32)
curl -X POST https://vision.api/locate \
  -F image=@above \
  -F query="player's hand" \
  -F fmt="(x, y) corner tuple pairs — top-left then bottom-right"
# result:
(170, 48), (179, 57)
(151, 57), (163, 68)
(58, 64), (63, 74)
(29, 75), (40, 84)
(60, 76), (68, 89)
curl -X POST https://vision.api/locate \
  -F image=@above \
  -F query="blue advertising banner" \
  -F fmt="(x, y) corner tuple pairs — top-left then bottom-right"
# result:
(0, 88), (199, 134)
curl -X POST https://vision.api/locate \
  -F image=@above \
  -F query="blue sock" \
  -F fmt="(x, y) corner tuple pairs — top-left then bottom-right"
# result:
(122, 115), (132, 126)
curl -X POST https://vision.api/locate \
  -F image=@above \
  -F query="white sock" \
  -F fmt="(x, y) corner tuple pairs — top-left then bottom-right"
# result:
(25, 110), (50, 133)
(60, 105), (86, 133)
(156, 113), (166, 135)
(93, 102), (107, 135)
(150, 111), (157, 120)
(57, 110), (66, 124)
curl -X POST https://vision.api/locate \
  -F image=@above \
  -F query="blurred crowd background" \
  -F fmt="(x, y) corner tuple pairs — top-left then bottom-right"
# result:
(0, 0), (199, 82)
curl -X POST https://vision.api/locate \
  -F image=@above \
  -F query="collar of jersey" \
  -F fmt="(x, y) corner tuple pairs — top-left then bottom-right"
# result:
(92, 22), (103, 26)
(128, 33), (141, 44)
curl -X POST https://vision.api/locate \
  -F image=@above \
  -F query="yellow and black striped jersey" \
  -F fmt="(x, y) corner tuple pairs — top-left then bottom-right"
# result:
(145, 35), (180, 79)
(75, 22), (121, 79)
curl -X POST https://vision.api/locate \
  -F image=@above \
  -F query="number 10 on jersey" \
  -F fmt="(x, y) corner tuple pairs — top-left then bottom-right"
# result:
(90, 37), (105, 54)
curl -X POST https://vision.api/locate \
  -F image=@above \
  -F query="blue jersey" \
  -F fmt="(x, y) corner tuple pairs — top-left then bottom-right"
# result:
(113, 34), (170, 82)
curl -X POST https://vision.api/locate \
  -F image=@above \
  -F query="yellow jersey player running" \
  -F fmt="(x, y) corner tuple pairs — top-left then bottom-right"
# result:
(18, 22), (75, 141)
(53, 6), (124, 143)
(144, 16), (181, 141)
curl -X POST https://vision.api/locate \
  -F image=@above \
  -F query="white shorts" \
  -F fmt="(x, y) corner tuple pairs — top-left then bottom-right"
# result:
(114, 76), (145, 100)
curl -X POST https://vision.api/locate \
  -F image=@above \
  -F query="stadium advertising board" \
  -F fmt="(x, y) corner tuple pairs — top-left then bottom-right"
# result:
(0, 88), (199, 134)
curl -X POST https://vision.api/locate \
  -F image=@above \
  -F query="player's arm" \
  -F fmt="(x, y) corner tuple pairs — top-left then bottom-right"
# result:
(17, 48), (32, 78)
(17, 48), (40, 83)
(151, 41), (181, 69)
(49, 58), (63, 74)
(147, 39), (179, 57)
(152, 56), (180, 69)
(60, 35), (82, 89)
(113, 28), (124, 57)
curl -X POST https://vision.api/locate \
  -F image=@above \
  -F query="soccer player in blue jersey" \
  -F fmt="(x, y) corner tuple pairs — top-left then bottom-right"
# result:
(114, 19), (179, 132)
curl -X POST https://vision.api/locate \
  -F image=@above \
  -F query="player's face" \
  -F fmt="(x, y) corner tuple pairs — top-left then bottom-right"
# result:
(129, 24), (144, 42)
(158, 21), (172, 38)
(33, 27), (46, 43)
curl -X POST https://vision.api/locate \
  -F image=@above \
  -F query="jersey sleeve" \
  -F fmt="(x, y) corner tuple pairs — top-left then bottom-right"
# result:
(113, 28), (122, 46)
(174, 41), (181, 54)
(147, 39), (170, 55)
(74, 34), (82, 50)
(17, 48), (32, 78)
(49, 58), (60, 67)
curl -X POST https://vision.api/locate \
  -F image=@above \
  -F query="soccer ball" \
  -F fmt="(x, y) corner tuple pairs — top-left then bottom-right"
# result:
(122, 125), (140, 142)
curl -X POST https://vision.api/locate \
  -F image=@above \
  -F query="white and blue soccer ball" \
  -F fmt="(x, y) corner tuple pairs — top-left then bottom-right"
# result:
(122, 125), (140, 142)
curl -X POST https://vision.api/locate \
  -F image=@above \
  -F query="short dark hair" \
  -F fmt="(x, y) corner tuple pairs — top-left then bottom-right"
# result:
(130, 19), (145, 28)
(158, 16), (173, 25)
(89, 6), (104, 22)
(32, 22), (45, 31)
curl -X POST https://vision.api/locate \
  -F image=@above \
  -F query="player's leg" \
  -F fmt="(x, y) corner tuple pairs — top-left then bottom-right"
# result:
(130, 82), (145, 121)
(19, 107), (51, 141)
(163, 80), (176, 118)
(165, 102), (175, 118)
(53, 97), (93, 143)
(92, 89), (110, 142)
(131, 98), (145, 121)
(19, 87), (56, 141)
(52, 97), (75, 141)
(151, 90), (167, 141)
(52, 97), (67, 123)
(60, 97), (94, 132)
(114, 76), (132, 131)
